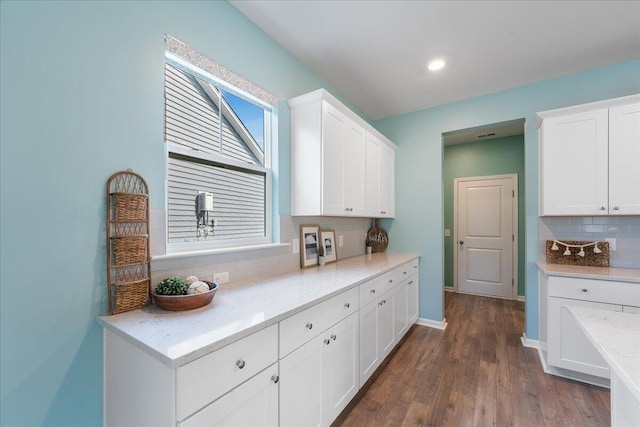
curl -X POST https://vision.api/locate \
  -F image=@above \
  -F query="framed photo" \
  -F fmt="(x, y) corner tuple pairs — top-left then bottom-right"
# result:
(320, 229), (337, 264)
(300, 224), (320, 268)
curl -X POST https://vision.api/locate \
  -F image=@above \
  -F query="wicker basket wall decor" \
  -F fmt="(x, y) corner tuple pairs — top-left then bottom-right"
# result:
(106, 170), (151, 314)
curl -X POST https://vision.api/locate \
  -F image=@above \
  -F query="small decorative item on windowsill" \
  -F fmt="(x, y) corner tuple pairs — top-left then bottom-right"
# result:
(365, 240), (372, 255)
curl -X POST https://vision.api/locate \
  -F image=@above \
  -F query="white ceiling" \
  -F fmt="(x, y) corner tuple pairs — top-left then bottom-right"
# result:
(230, 0), (640, 121)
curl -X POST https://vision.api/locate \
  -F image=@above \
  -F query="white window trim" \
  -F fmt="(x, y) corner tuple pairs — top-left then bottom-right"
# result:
(163, 53), (275, 255)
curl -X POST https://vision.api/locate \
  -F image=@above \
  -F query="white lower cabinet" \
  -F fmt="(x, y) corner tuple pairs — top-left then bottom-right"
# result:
(280, 313), (359, 427)
(359, 289), (395, 387)
(179, 364), (279, 427)
(542, 274), (640, 383)
(104, 258), (420, 427)
(548, 297), (621, 378)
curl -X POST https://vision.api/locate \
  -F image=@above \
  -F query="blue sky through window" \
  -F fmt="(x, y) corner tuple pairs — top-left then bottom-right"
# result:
(222, 90), (265, 151)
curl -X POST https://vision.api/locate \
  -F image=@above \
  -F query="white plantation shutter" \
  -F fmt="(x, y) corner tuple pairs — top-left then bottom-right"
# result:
(164, 59), (271, 245)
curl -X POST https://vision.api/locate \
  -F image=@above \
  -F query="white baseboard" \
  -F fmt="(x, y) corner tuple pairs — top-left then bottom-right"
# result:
(444, 287), (455, 293)
(416, 317), (448, 330)
(520, 333), (539, 349)
(517, 295), (525, 302)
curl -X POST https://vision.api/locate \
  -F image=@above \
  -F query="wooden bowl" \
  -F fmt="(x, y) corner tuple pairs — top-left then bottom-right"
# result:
(153, 282), (218, 311)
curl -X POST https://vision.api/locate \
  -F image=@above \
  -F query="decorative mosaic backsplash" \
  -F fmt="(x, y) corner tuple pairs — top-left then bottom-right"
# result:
(546, 240), (610, 267)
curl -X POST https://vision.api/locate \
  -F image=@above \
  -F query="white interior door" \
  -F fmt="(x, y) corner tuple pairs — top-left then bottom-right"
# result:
(455, 175), (516, 299)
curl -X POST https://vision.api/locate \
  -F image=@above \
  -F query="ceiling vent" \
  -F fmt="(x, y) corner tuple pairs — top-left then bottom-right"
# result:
(476, 132), (496, 139)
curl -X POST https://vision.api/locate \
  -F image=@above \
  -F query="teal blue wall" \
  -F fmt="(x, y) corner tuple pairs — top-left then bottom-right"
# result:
(376, 58), (640, 340)
(0, 1), (335, 425)
(443, 135), (525, 296)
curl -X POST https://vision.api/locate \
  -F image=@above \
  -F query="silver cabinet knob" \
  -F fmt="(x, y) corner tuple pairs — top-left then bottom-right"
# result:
(389, 279), (393, 284)
(236, 359), (246, 369)
(344, 302), (350, 308)
(403, 271), (407, 275)
(378, 301), (383, 306)
(331, 334), (336, 341)
(324, 338), (330, 345)
(600, 206), (606, 210)
(581, 288), (588, 293)
(614, 206), (620, 211)
(408, 280), (414, 285)
(306, 322), (313, 330)
(371, 289), (376, 294)
(271, 375), (279, 384)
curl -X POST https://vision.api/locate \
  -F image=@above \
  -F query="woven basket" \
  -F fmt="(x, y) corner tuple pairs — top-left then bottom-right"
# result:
(114, 279), (150, 314)
(112, 193), (148, 221)
(111, 235), (148, 266)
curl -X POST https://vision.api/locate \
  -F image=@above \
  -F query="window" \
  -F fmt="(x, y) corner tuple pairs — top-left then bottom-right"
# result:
(164, 40), (275, 250)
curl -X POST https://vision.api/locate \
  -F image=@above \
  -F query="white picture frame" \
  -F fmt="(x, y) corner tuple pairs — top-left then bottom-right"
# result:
(300, 224), (320, 268)
(321, 229), (337, 264)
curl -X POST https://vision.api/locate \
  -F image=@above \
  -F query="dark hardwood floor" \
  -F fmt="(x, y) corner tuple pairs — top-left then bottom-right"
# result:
(333, 292), (611, 427)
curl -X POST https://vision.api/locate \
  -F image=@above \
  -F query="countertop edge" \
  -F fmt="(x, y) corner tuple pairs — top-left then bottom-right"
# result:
(537, 262), (640, 283)
(98, 253), (421, 368)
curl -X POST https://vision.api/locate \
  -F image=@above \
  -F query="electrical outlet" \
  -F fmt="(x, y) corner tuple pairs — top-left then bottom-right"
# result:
(339, 235), (344, 247)
(214, 272), (229, 284)
(605, 238), (617, 251)
(292, 238), (299, 254)
(444, 229), (451, 237)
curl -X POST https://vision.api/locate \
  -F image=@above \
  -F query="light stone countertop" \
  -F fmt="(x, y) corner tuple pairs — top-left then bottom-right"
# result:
(98, 252), (420, 368)
(567, 306), (640, 402)
(537, 262), (640, 283)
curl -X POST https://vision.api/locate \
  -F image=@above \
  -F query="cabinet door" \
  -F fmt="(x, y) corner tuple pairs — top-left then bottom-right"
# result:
(394, 280), (409, 339)
(540, 109), (609, 215)
(323, 313), (359, 424)
(280, 334), (323, 427)
(343, 122), (366, 215)
(359, 300), (379, 387)
(365, 133), (381, 217)
(322, 102), (347, 215)
(609, 102), (640, 215)
(179, 364), (279, 427)
(379, 143), (395, 218)
(548, 297), (621, 378)
(407, 275), (420, 324)
(378, 291), (395, 359)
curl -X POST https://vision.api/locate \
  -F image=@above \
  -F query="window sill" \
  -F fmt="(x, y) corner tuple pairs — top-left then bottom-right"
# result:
(152, 242), (291, 261)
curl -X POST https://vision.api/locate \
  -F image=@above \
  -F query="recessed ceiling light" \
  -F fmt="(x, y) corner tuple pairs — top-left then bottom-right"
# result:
(428, 59), (446, 71)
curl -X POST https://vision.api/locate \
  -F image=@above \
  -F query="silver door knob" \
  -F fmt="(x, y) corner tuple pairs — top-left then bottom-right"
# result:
(236, 359), (246, 369)
(459, 241), (464, 245)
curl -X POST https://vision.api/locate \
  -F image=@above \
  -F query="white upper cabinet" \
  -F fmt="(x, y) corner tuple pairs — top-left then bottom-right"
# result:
(537, 94), (640, 216)
(609, 102), (640, 214)
(289, 89), (396, 217)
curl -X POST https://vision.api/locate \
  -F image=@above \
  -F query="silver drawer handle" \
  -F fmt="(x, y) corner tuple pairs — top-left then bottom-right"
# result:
(344, 302), (350, 308)
(271, 375), (279, 384)
(236, 359), (245, 369)
(306, 322), (313, 330)
(581, 288), (588, 293)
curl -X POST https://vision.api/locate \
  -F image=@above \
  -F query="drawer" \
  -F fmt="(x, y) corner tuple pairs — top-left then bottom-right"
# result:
(548, 276), (640, 306)
(279, 286), (359, 358)
(360, 272), (394, 307)
(392, 259), (420, 284)
(176, 324), (278, 421)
